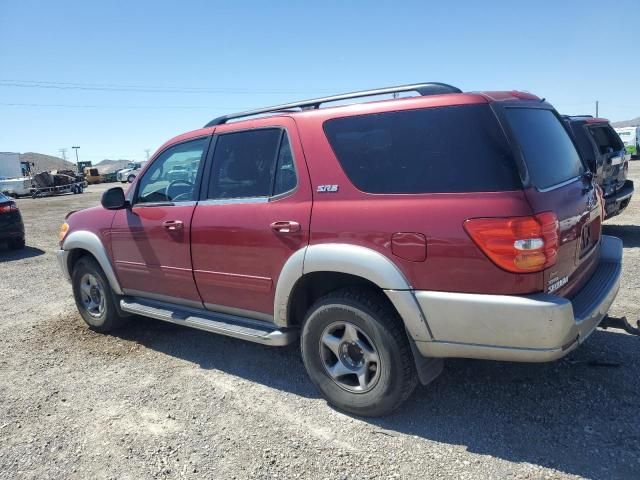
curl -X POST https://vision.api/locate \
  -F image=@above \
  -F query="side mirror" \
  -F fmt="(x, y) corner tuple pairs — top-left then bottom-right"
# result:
(101, 187), (128, 210)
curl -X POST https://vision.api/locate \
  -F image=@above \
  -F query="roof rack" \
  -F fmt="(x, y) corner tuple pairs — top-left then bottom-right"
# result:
(204, 82), (462, 127)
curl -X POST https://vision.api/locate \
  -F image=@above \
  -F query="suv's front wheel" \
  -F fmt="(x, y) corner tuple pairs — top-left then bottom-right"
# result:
(72, 256), (128, 332)
(301, 288), (418, 417)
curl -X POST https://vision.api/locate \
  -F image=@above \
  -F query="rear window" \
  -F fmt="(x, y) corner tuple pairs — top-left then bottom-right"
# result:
(323, 104), (521, 194)
(588, 125), (624, 154)
(505, 108), (584, 189)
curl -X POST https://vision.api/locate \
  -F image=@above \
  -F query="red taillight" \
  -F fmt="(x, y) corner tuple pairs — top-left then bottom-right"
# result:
(0, 202), (17, 214)
(464, 212), (559, 273)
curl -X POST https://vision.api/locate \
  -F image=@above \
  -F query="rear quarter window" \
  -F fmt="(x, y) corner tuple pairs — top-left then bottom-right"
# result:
(505, 108), (584, 190)
(323, 104), (521, 194)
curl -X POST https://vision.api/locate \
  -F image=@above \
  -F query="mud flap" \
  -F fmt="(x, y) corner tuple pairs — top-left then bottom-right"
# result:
(408, 336), (444, 385)
(599, 315), (640, 336)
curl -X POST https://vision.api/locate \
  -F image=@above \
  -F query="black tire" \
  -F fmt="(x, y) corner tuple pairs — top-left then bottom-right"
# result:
(8, 237), (25, 250)
(301, 288), (418, 417)
(71, 256), (128, 333)
(127, 174), (136, 183)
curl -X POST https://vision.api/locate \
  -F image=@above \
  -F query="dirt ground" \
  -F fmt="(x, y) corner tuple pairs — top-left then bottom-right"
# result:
(1, 167), (639, 480)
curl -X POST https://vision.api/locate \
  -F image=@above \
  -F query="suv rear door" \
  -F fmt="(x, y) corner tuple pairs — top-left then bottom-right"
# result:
(190, 118), (312, 320)
(502, 106), (601, 298)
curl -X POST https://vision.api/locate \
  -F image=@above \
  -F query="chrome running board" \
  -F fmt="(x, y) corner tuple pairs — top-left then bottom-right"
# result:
(120, 297), (297, 346)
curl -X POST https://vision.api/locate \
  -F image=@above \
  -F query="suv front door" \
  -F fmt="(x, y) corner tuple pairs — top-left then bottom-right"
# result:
(111, 137), (209, 306)
(190, 119), (312, 320)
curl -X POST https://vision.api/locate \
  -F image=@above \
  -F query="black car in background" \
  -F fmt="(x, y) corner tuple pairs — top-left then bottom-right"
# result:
(562, 115), (634, 219)
(0, 192), (25, 249)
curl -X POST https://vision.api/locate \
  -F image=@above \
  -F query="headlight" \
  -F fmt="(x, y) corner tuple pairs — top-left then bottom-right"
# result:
(59, 222), (69, 244)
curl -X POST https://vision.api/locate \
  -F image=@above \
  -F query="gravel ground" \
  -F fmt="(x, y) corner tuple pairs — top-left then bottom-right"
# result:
(1, 167), (639, 480)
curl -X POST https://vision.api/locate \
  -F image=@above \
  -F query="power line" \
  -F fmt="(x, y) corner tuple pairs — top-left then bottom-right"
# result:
(0, 102), (237, 109)
(0, 79), (336, 95)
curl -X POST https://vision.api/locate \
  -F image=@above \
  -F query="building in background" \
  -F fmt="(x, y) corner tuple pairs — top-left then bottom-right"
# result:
(0, 152), (22, 179)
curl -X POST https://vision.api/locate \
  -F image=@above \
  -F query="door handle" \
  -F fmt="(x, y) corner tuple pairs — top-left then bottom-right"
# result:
(270, 221), (301, 234)
(163, 220), (184, 231)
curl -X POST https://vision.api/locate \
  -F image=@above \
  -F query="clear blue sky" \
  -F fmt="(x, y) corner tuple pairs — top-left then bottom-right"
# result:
(1, 0), (638, 163)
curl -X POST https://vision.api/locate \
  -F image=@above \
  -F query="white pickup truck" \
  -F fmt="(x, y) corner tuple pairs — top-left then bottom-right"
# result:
(116, 161), (147, 183)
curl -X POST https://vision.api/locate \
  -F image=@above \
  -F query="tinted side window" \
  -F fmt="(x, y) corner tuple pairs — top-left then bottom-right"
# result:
(136, 138), (207, 204)
(565, 122), (596, 168)
(324, 104), (520, 194)
(273, 134), (297, 196)
(505, 108), (584, 189)
(208, 128), (289, 199)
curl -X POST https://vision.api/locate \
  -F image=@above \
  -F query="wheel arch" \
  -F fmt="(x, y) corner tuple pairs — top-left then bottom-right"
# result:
(274, 244), (432, 341)
(62, 230), (123, 295)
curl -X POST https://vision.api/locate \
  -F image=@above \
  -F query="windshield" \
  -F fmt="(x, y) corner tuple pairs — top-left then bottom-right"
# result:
(505, 108), (584, 189)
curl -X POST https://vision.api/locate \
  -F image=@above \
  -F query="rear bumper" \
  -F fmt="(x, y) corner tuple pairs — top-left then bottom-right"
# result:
(0, 228), (24, 240)
(604, 180), (634, 218)
(0, 221), (24, 240)
(413, 235), (622, 362)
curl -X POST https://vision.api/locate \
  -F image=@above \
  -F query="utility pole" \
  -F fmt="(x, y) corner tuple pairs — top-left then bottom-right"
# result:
(59, 148), (67, 161)
(144, 149), (151, 161)
(596, 100), (599, 117)
(72, 146), (81, 172)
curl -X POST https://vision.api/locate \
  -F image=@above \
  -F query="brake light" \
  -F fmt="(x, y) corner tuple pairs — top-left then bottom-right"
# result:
(464, 212), (559, 273)
(0, 203), (17, 214)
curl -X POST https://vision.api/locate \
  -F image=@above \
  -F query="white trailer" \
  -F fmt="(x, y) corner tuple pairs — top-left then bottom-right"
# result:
(0, 177), (32, 197)
(0, 152), (22, 179)
(614, 127), (640, 157)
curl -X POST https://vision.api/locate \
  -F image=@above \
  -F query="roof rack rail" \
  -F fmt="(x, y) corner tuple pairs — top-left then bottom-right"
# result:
(204, 82), (462, 127)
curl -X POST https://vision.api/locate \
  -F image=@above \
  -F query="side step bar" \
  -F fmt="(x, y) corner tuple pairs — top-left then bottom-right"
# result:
(120, 297), (298, 346)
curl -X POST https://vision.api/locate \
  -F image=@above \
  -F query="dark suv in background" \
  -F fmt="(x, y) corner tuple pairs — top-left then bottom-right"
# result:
(562, 115), (634, 218)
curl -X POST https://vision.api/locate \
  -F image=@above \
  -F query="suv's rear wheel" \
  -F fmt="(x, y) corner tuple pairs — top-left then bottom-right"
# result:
(301, 288), (418, 417)
(72, 256), (128, 332)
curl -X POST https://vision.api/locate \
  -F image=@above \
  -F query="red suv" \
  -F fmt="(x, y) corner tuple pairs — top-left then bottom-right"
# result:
(57, 83), (622, 416)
